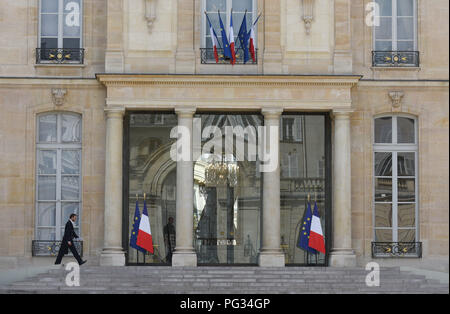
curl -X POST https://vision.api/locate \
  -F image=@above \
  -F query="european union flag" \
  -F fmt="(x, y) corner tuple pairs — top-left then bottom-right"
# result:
(237, 12), (249, 63)
(297, 201), (318, 254)
(218, 11), (232, 59)
(130, 200), (146, 253)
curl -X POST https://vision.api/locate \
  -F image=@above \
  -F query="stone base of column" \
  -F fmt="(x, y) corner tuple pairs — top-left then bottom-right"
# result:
(99, 248), (125, 266)
(258, 252), (285, 267)
(329, 249), (356, 267)
(172, 252), (197, 267)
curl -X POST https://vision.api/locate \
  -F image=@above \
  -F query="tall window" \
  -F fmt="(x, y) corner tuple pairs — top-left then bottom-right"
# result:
(374, 0), (417, 52)
(38, 0), (83, 63)
(373, 115), (418, 244)
(36, 113), (82, 241)
(203, 0), (256, 50)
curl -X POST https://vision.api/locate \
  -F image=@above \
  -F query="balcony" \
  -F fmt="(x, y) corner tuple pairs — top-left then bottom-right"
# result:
(32, 240), (83, 257)
(372, 51), (420, 67)
(200, 48), (258, 65)
(371, 242), (422, 258)
(36, 48), (85, 65)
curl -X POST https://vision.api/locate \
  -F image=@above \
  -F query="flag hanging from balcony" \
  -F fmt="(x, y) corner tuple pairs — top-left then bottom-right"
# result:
(218, 11), (232, 60)
(136, 199), (154, 254)
(297, 201), (318, 254)
(248, 14), (261, 63)
(308, 201), (326, 254)
(129, 200), (146, 253)
(205, 12), (220, 63)
(229, 9), (236, 65)
(237, 10), (249, 64)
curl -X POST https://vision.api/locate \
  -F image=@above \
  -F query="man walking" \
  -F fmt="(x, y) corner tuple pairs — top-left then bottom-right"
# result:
(55, 214), (86, 266)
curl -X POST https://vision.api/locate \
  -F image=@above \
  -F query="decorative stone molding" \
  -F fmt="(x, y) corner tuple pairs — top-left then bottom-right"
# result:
(144, 0), (157, 31)
(51, 88), (67, 106)
(389, 91), (404, 110)
(302, 0), (315, 35)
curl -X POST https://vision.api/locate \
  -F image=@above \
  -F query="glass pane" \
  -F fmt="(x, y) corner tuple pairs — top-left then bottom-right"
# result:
(41, 38), (58, 49)
(397, 0), (414, 16)
(37, 228), (56, 240)
(375, 178), (392, 202)
(375, 17), (392, 40)
(398, 178), (415, 202)
(397, 117), (415, 143)
(233, 0), (252, 12)
(375, 229), (392, 242)
(375, 203), (392, 227)
(397, 17), (414, 40)
(38, 150), (57, 175)
(397, 41), (414, 51)
(38, 176), (56, 200)
(375, 152), (392, 176)
(374, 117), (392, 143)
(62, 150), (81, 174)
(62, 176), (79, 200)
(61, 114), (81, 142)
(398, 152), (415, 176)
(63, 0), (81, 36)
(398, 229), (415, 242)
(37, 202), (56, 226)
(41, 14), (58, 37)
(206, 0), (226, 12)
(39, 114), (57, 142)
(375, 40), (393, 51)
(62, 38), (80, 49)
(398, 203), (415, 227)
(62, 203), (79, 226)
(376, 0), (393, 16)
(41, 0), (58, 13)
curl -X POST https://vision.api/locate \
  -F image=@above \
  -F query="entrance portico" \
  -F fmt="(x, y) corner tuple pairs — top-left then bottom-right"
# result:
(97, 74), (360, 267)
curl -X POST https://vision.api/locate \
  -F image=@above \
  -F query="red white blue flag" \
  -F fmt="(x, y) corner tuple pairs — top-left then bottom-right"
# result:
(136, 199), (154, 254)
(205, 12), (219, 63)
(308, 202), (326, 254)
(248, 14), (261, 63)
(229, 9), (236, 65)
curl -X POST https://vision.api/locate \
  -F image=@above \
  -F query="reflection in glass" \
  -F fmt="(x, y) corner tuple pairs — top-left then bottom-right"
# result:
(62, 203), (79, 225)
(38, 150), (57, 175)
(397, 117), (415, 143)
(398, 229), (415, 242)
(62, 114), (81, 142)
(398, 203), (415, 227)
(127, 114), (178, 264)
(281, 115), (327, 265)
(375, 203), (392, 227)
(375, 178), (392, 202)
(62, 150), (80, 174)
(61, 176), (79, 200)
(38, 203), (56, 226)
(38, 176), (56, 200)
(398, 178), (415, 202)
(375, 152), (392, 176)
(398, 152), (415, 176)
(375, 117), (392, 143)
(37, 228), (56, 241)
(375, 229), (393, 242)
(39, 114), (57, 142)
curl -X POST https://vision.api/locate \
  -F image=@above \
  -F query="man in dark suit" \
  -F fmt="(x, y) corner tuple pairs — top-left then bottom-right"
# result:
(55, 214), (86, 265)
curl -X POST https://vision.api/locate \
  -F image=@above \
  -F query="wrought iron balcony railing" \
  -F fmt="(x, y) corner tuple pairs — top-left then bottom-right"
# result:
(32, 240), (83, 257)
(372, 242), (422, 258)
(372, 51), (419, 67)
(200, 48), (258, 64)
(36, 48), (85, 64)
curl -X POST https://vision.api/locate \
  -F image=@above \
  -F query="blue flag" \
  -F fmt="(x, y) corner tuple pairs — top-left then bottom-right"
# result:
(237, 12), (249, 63)
(218, 11), (232, 59)
(130, 200), (146, 253)
(297, 201), (318, 254)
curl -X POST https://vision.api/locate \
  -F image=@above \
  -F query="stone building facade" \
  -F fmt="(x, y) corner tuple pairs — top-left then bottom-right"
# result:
(0, 0), (448, 272)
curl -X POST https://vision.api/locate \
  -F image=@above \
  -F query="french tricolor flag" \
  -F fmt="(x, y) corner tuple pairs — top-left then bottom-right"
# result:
(206, 12), (219, 63)
(308, 202), (326, 254)
(136, 199), (154, 254)
(249, 14), (261, 63)
(229, 10), (236, 65)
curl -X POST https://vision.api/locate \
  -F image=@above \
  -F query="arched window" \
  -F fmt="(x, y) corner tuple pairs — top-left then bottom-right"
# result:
(373, 115), (418, 247)
(35, 112), (82, 241)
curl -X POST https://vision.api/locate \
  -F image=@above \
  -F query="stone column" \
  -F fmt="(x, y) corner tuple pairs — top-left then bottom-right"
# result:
(329, 109), (356, 267)
(100, 107), (126, 266)
(172, 107), (197, 266)
(259, 108), (284, 267)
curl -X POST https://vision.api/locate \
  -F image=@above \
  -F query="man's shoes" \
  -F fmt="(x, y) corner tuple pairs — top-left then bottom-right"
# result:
(79, 260), (87, 266)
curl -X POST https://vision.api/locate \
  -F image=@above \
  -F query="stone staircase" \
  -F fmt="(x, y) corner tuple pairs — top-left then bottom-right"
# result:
(1, 266), (448, 294)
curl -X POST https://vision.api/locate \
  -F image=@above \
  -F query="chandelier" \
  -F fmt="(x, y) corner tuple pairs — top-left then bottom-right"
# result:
(204, 154), (239, 187)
